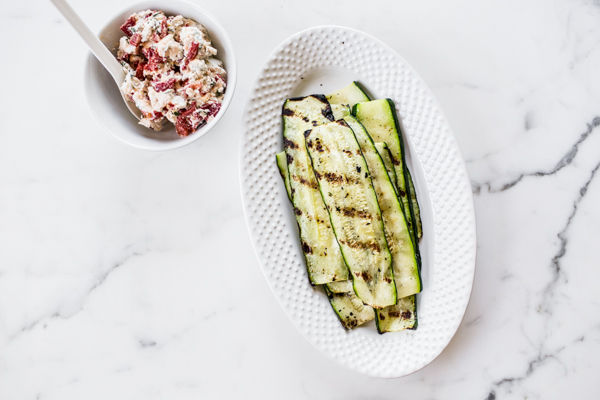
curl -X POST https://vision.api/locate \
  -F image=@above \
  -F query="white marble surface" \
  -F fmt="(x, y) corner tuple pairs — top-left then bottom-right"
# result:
(2, 0), (600, 398)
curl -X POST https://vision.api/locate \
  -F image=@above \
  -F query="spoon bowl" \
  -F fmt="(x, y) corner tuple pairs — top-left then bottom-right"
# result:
(83, 0), (236, 150)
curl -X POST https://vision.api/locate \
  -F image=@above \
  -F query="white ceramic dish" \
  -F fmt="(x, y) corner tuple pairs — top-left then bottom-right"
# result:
(240, 26), (476, 378)
(84, 0), (237, 151)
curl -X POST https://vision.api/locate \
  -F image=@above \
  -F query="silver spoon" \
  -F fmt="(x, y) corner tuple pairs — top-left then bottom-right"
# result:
(50, 0), (142, 120)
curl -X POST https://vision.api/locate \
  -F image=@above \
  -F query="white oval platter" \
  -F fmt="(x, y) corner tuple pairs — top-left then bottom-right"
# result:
(239, 26), (476, 378)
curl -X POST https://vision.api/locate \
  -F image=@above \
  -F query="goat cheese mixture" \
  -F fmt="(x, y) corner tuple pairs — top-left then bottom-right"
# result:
(118, 10), (227, 137)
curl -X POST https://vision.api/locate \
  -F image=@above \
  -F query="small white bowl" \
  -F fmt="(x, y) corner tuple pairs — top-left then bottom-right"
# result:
(84, 0), (237, 151)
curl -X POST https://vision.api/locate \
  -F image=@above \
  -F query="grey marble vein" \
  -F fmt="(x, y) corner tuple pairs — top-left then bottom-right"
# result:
(486, 336), (581, 397)
(472, 116), (600, 194)
(6, 250), (145, 342)
(484, 162), (600, 396)
(539, 159), (600, 313)
(87, 251), (144, 296)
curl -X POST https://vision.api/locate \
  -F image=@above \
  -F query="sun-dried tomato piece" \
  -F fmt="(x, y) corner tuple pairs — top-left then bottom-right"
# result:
(142, 47), (163, 62)
(142, 48), (164, 72)
(144, 62), (155, 72)
(188, 41), (199, 61)
(129, 33), (142, 47)
(182, 41), (199, 70)
(152, 111), (163, 120)
(181, 102), (197, 116)
(201, 102), (221, 118)
(120, 16), (136, 36)
(174, 102), (198, 137)
(160, 18), (168, 39)
(135, 62), (145, 79)
(153, 79), (175, 92)
(175, 115), (193, 137)
(152, 33), (160, 43)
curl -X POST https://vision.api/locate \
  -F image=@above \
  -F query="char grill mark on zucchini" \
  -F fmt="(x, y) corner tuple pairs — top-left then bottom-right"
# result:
(283, 95), (349, 285)
(306, 120), (396, 309)
(344, 116), (421, 299)
(376, 294), (417, 333)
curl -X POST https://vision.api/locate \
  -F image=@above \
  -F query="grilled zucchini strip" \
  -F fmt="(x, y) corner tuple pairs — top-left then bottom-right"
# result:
(345, 116), (421, 298)
(306, 120), (396, 309)
(327, 81), (370, 120)
(376, 294), (417, 333)
(327, 81), (370, 109)
(353, 99), (422, 263)
(325, 281), (375, 329)
(283, 95), (349, 285)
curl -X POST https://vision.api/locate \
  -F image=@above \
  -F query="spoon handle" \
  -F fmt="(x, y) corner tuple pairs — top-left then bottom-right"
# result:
(50, 0), (124, 83)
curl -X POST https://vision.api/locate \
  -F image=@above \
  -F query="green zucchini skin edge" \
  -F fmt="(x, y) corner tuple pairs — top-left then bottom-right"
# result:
(276, 152), (292, 202)
(411, 294), (418, 330)
(406, 167), (423, 240)
(376, 142), (398, 194)
(352, 81), (370, 99)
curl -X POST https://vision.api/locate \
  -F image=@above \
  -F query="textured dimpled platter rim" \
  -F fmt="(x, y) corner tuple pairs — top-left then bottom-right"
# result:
(240, 26), (476, 378)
